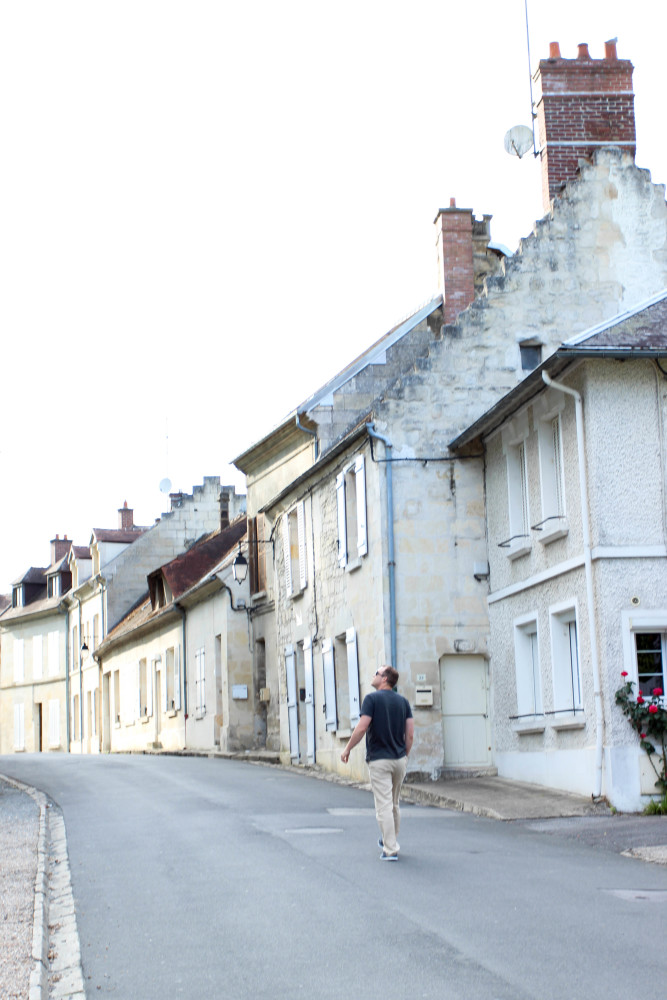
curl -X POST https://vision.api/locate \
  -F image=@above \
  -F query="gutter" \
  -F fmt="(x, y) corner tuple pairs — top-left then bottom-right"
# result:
(542, 372), (605, 800)
(174, 603), (187, 748)
(366, 423), (397, 670)
(296, 413), (319, 460)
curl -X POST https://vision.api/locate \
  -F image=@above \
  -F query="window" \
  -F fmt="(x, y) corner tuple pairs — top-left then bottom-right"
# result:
(73, 695), (80, 741)
(165, 648), (175, 711)
(635, 633), (666, 698)
(13, 638), (24, 683)
(48, 700), (60, 748)
(14, 703), (25, 750)
(47, 575), (61, 598)
(139, 658), (152, 718)
(322, 629), (360, 734)
(33, 636), (43, 680)
(535, 411), (568, 542)
(12, 586), (23, 609)
(514, 617), (542, 717)
(551, 606), (582, 712)
(520, 342), (542, 371)
(505, 439), (531, 557)
(283, 502), (307, 597)
(72, 625), (79, 667)
(48, 631), (60, 677)
(195, 647), (205, 717)
(248, 515), (268, 595)
(92, 615), (100, 651)
(336, 455), (368, 569)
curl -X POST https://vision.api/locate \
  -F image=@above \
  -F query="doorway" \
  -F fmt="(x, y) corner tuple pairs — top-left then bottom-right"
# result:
(440, 655), (491, 766)
(35, 702), (43, 752)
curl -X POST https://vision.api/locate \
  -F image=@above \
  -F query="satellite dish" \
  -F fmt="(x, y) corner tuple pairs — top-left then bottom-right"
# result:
(159, 478), (172, 494)
(503, 125), (534, 159)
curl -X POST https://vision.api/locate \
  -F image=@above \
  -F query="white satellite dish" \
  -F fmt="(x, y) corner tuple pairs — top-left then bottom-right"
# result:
(503, 125), (534, 159)
(159, 478), (172, 494)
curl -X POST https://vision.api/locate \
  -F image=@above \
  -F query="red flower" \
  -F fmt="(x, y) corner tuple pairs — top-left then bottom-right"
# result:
(652, 687), (663, 697)
(640, 733), (647, 739)
(637, 695), (645, 704)
(649, 704), (659, 714)
(621, 671), (628, 677)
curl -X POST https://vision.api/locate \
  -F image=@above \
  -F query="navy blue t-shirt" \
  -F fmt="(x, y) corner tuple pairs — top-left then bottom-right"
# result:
(361, 689), (413, 762)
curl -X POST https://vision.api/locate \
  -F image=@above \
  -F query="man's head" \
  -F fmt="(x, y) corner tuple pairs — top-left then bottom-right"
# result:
(372, 665), (399, 690)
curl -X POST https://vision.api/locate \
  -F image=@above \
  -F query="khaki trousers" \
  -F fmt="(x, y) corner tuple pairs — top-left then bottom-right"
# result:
(368, 756), (408, 856)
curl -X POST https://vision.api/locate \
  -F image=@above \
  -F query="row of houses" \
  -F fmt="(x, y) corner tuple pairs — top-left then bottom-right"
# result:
(2, 39), (666, 811)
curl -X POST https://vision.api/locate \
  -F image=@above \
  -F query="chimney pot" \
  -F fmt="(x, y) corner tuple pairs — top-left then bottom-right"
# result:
(118, 503), (134, 530)
(449, 197), (456, 208)
(604, 38), (618, 60)
(577, 43), (590, 60)
(549, 41), (561, 59)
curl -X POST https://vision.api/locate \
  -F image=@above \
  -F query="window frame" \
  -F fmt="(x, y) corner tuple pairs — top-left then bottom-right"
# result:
(622, 609), (667, 706)
(550, 601), (584, 720)
(336, 454), (368, 571)
(513, 613), (544, 726)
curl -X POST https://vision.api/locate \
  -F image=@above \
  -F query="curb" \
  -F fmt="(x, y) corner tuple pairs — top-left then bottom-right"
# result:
(0, 775), (49, 999)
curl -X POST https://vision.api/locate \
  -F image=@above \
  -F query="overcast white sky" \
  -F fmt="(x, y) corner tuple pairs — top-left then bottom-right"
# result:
(1, 1), (665, 593)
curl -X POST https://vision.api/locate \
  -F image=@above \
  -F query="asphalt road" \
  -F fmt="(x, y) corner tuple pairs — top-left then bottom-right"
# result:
(1, 753), (666, 1000)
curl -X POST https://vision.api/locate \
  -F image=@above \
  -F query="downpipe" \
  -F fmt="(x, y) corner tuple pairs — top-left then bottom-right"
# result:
(366, 423), (397, 670)
(542, 372), (604, 799)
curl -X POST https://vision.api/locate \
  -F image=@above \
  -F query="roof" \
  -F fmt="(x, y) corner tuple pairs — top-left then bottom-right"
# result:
(450, 288), (667, 450)
(91, 528), (147, 545)
(70, 546), (92, 560)
(97, 518), (247, 653)
(156, 517), (247, 600)
(0, 593), (64, 623)
(233, 296), (443, 469)
(0, 595), (11, 614)
(12, 567), (47, 587)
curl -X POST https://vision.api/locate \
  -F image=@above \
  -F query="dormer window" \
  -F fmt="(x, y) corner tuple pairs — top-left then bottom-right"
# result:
(12, 585), (23, 608)
(148, 573), (168, 611)
(47, 575), (61, 598)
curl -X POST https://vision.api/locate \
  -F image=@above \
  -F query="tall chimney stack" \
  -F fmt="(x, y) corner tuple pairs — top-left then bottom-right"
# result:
(50, 534), (71, 565)
(535, 40), (636, 211)
(118, 501), (134, 531)
(434, 200), (475, 325)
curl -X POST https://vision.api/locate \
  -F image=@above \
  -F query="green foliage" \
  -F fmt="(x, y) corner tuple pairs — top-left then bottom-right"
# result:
(643, 794), (667, 816)
(615, 675), (667, 798)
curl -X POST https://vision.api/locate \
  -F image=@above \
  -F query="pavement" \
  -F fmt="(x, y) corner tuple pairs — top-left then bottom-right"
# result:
(1, 757), (666, 999)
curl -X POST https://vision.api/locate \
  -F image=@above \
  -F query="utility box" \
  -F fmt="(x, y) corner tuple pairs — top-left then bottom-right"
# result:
(259, 687), (270, 703)
(415, 686), (433, 707)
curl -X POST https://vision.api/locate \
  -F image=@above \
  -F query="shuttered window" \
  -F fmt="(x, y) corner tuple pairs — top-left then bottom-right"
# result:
(322, 639), (337, 731)
(48, 700), (60, 748)
(195, 648), (206, 716)
(14, 703), (25, 750)
(14, 639), (24, 683)
(283, 501), (308, 598)
(48, 631), (60, 676)
(336, 454), (368, 568)
(33, 636), (43, 680)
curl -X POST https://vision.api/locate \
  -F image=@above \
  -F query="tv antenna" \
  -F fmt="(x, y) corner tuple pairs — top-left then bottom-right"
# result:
(159, 418), (172, 494)
(503, 0), (538, 159)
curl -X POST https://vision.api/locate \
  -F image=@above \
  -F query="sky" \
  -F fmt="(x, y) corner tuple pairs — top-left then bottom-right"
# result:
(1, 1), (666, 593)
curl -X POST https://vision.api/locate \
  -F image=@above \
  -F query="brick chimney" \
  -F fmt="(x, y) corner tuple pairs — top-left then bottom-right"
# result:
(535, 39), (636, 211)
(50, 534), (71, 565)
(434, 200), (475, 325)
(219, 488), (230, 530)
(118, 501), (134, 530)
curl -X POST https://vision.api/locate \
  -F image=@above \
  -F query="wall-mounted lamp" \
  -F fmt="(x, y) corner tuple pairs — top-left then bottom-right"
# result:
(473, 561), (490, 582)
(232, 546), (248, 585)
(81, 641), (89, 653)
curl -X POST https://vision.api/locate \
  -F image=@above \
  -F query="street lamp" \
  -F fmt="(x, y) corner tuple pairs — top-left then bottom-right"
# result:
(232, 546), (248, 585)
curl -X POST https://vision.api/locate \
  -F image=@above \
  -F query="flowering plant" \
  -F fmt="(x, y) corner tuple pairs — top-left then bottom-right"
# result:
(615, 673), (667, 795)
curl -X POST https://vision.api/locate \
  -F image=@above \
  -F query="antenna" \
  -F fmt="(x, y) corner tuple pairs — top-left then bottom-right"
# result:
(159, 418), (172, 494)
(503, 0), (537, 160)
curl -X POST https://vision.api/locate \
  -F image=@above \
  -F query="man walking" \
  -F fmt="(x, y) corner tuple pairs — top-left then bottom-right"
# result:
(341, 665), (414, 861)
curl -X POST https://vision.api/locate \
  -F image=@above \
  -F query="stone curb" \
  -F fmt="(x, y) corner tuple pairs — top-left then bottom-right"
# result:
(0, 775), (49, 1000)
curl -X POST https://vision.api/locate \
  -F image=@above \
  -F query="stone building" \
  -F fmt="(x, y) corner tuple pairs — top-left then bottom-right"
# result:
(0, 536), (73, 754)
(234, 40), (667, 797)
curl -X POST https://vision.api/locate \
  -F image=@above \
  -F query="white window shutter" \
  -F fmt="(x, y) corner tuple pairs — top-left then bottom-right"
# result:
(33, 636), (43, 680)
(147, 662), (154, 717)
(136, 662), (142, 721)
(49, 700), (60, 747)
(48, 631), (60, 676)
(297, 501), (307, 590)
(285, 645), (299, 760)
(162, 657), (169, 713)
(346, 628), (361, 725)
(14, 639), (24, 683)
(322, 639), (337, 731)
(174, 646), (182, 711)
(336, 474), (347, 567)
(283, 513), (293, 596)
(303, 637), (315, 764)
(355, 455), (367, 557)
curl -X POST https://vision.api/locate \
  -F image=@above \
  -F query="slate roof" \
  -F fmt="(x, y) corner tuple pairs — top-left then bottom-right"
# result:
(70, 546), (92, 560)
(11, 567), (47, 586)
(91, 528), (147, 544)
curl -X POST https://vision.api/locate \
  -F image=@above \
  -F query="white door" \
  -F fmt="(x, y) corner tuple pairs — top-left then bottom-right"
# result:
(303, 638), (315, 764)
(440, 655), (491, 766)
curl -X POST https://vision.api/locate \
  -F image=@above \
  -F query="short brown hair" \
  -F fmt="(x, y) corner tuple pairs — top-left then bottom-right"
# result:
(383, 666), (399, 688)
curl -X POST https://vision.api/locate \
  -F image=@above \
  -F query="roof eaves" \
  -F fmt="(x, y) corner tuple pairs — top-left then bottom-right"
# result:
(563, 288), (667, 348)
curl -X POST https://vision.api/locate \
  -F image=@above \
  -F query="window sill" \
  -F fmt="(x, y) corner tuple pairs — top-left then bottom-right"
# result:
(195, 711), (206, 721)
(250, 590), (267, 604)
(551, 714), (585, 731)
(512, 717), (546, 735)
(506, 544), (531, 562)
(289, 585), (306, 601)
(141, 716), (150, 725)
(344, 557), (363, 574)
(114, 722), (121, 729)
(48, 743), (61, 750)
(167, 710), (178, 718)
(538, 521), (569, 546)
(125, 721), (135, 728)
(336, 728), (352, 739)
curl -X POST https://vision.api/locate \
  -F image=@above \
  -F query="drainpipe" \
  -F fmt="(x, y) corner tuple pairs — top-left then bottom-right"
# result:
(296, 413), (319, 460)
(366, 423), (397, 670)
(174, 603), (187, 748)
(59, 601), (70, 752)
(542, 372), (604, 799)
(76, 597), (83, 754)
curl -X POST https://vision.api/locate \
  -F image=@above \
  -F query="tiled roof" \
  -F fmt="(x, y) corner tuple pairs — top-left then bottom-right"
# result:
(12, 567), (47, 586)
(158, 518), (247, 599)
(562, 292), (667, 353)
(70, 546), (92, 560)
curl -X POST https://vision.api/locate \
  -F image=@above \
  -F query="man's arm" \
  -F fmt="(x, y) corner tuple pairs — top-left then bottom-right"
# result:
(341, 715), (371, 763)
(405, 717), (414, 757)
